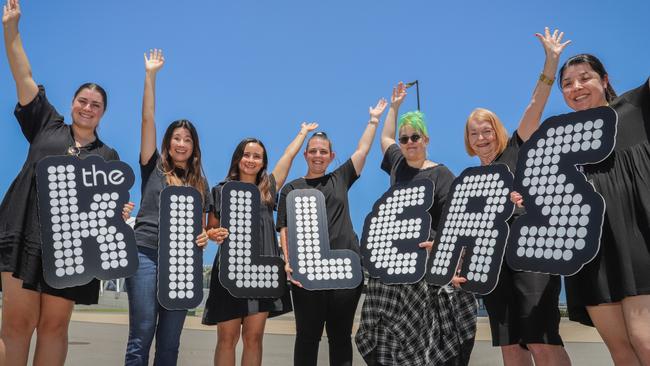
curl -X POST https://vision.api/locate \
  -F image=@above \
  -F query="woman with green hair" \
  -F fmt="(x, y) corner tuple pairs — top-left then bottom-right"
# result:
(355, 82), (477, 365)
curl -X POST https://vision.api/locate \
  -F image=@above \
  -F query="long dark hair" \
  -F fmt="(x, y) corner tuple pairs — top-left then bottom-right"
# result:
(73, 82), (108, 111)
(227, 138), (274, 205)
(558, 53), (617, 102)
(160, 119), (206, 201)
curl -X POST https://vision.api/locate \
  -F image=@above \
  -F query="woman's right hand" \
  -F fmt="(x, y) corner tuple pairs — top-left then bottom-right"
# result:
(144, 48), (165, 74)
(391, 82), (407, 108)
(207, 227), (229, 244)
(2, 0), (21, 27)
(510, 191), (524, 208)
(284, 262), (303, 288)
(535, 27), (571, 60)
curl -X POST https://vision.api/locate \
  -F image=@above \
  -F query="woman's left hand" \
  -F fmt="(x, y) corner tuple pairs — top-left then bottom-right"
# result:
(196, 229), (209, 248)
(122, 202), (135, 221)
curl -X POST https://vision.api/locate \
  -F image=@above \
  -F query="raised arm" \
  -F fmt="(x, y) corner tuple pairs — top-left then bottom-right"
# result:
(351, 98), (387, 174)
(140, 49), (164, 164)
(380, 82), (407, 153)
(271, 122), (318, 187)
(3, 0), (38, 105)
(516, 27), (571, 142)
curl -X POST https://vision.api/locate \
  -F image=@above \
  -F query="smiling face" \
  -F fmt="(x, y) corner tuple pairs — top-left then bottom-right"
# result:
(71, 88), (105, 130)
(467, 118), (498, 161)
(304, 137), (334, 177)
(398, 125), (428, 162)
(561, 63), (609, 111)
(238, 142), (265, 179)
(168, 127), (194, 168)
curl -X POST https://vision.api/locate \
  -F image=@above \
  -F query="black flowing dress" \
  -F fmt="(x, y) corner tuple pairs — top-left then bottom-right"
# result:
(0, 86), (119, 304)
(202, 175), (291, 324)
(566, 78), (650, 326)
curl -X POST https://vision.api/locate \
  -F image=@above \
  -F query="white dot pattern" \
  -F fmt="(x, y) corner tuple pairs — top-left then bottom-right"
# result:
(426, 165), (514, 294)
(508, 108), (617, 275)
(286, 189), (362, 290)
(360, 180), (434, 284)
(37, 156), (138, 289)
(45, 164), (129, 278)
(158, 186), (204, 310)
(219, 182), (285, 298)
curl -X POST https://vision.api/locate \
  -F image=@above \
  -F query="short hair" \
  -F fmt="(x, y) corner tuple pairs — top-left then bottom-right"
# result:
(464, 108), (509, 157)
(398, 111), (429, 137)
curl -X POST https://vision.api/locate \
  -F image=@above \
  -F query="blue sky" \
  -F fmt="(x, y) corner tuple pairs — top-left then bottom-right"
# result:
(1, 0), (648, 266)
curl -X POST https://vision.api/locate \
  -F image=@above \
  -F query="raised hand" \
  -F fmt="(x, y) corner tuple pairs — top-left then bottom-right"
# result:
(144, 48), (165, 74)
(300, 122), (319, 133)
(391, 82), (407, 108)
(535, 27), (571, 59)
(2, 0), (20, 26)
(369, 98), (388, 122)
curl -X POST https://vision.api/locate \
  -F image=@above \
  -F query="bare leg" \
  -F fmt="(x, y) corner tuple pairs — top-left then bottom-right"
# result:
(527, 343), (571, 366)
(621, 295), (650, 365)
(241, 312), (268, 366)
(0, 273), (39, 366)
(500, 344), (533, 366)
(214, 318), (241, 366)
(587, 303), (641, 366)
(32, 293), (73, 366)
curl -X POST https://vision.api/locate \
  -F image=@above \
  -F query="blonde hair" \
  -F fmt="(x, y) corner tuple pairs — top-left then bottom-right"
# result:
(464, 108), (509, 157)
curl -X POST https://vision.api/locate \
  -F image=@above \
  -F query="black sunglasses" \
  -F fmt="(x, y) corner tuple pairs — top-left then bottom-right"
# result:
(398, 134), (422, 144)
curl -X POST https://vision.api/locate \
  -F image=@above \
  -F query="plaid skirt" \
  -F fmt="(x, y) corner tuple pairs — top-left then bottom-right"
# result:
(356, 278), (477, 365)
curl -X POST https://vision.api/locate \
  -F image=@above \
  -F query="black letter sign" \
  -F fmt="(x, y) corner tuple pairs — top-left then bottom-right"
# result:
(36, 155), (138, 288)
(360, 180), (434, 284)
(218, 181), (286, 298)
(426, 165), (515, 294)
(507, 107), (617, 275)
(286, 189), (363, 290)
(158, 186), (204, 310)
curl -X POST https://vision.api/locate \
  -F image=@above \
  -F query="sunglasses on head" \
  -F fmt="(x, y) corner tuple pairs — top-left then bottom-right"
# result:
(398, 134), (422, 144)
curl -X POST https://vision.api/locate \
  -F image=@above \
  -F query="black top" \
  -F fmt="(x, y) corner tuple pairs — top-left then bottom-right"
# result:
(0, 86), (118, 301)
(381, 144), (454, 240)
(277, 159), (360, 253)
(133, 151), (212, 249)
(493, 132), (525, 218)
(212, 174), (280, 256)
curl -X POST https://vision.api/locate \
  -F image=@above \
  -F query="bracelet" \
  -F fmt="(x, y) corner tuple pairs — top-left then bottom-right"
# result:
(539, 73), (555, 86)
(369, 119), (379, 125)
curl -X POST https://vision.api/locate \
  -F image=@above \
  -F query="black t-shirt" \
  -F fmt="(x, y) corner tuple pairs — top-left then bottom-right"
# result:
(276, 159), (360, 253)
(381, 144), (454, 240)
(133, 151), (212, 249)
(493, 132), (524, 218)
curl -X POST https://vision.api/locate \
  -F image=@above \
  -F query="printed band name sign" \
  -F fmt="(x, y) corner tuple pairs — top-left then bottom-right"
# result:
(286, 189), (363, 290)
(36, 155), (138, 288)
(218, 181), (286, 298)
(507, 106), (617, 275)
(158, 186), (204, 310)
(426, 165), (515, 294)
(360, 180), (434, 284)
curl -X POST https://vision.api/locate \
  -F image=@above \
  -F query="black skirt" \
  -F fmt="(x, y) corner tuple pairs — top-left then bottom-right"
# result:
(483, 263), (563, 346)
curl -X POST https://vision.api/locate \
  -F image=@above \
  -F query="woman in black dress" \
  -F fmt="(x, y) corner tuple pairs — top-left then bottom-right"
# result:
(203, 123), (317, 366)
(463, 28), (571, 366)
(356, 82), (477, 366)
(0, 1), (131, 365)
(276, 98), (387, 366)
(512, 54), (650, 365)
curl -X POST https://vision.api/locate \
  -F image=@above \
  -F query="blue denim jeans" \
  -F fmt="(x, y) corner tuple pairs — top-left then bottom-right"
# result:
(125, 246), (187, 366)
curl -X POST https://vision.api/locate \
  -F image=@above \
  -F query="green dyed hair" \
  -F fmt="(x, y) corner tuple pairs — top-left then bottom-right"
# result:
(398, 111), (429, 137)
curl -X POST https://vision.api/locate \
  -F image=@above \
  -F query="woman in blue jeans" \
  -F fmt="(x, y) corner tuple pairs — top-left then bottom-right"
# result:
(124, 49), (211, 365)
